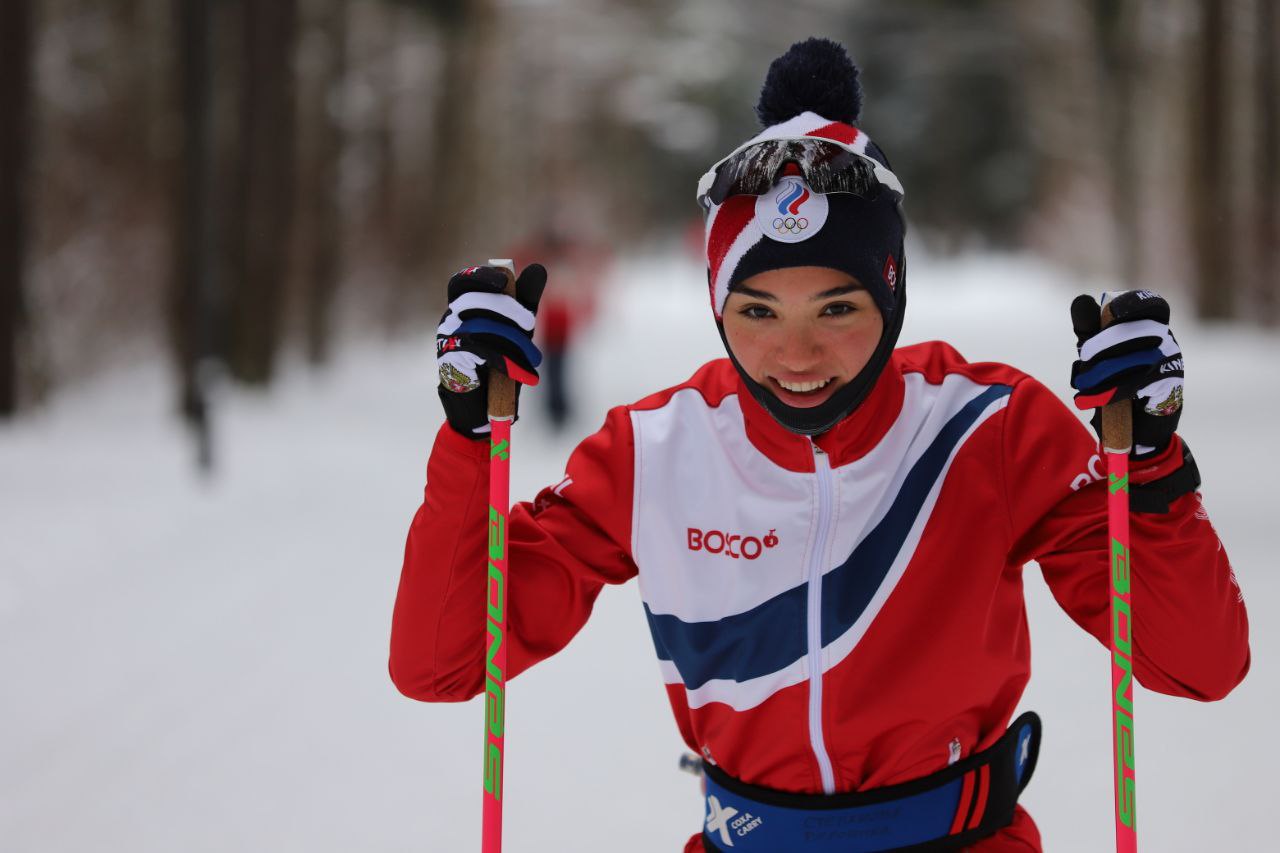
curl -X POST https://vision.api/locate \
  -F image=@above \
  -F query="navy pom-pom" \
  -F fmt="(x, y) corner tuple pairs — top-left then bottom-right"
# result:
(755, 37), (862, 127)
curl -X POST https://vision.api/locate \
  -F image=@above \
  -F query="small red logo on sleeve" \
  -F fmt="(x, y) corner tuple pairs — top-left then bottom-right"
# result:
(883, 255), (898, 289)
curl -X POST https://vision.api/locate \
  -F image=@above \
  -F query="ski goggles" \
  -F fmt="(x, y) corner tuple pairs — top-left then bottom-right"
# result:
(696, 136), (906, 210)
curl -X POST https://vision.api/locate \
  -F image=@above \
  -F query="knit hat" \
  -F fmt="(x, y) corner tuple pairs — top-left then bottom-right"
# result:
(703, 114), (905, 320)
(698, 37), (908, 435)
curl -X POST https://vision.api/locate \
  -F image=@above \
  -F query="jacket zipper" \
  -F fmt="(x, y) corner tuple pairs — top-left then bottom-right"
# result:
(808, 444), (837, 794)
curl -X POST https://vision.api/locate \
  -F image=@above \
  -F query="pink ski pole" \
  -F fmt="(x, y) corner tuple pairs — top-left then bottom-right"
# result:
(482, 260), (517, 853)
(1100, 301), (1136, 853)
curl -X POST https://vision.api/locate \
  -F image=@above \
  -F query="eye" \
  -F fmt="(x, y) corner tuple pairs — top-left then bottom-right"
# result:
(740, 304), (775, 320)
(821, 302), (857, 317)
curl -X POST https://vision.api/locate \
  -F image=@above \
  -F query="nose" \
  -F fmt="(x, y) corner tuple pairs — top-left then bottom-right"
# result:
(773, 324), (824, 373)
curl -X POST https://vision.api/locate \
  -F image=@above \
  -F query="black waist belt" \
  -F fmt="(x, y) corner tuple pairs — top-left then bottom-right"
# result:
(700, 712), (1041, 852)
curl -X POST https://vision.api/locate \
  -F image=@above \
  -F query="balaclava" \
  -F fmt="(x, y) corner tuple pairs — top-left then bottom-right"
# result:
(702, 37), (907, 435)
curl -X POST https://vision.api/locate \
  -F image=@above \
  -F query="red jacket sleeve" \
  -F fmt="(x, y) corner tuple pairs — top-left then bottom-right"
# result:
(389, 409), (639, 701)
(1002, 376), (1250, 701)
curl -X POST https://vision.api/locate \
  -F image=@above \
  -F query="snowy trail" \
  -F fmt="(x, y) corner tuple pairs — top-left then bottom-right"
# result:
(2, 250), (1276, 851)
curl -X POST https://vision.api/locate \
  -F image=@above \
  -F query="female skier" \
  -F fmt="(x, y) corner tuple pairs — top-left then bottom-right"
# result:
(390, 38), (1250, 851)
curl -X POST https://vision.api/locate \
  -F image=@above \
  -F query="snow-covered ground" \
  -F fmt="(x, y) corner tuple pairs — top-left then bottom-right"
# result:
(2, 249), (1275, 851)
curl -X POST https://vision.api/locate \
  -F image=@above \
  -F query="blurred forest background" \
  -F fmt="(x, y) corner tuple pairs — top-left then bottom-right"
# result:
(1, 0), (1276, 466)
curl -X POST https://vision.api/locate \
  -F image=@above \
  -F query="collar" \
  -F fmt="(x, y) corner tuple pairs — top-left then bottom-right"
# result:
(738, 354), (905, 473)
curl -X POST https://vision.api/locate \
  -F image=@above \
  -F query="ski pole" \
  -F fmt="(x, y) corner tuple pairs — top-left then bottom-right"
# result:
(482, 259), (517, 853)
(1100, 300), (1136, 853)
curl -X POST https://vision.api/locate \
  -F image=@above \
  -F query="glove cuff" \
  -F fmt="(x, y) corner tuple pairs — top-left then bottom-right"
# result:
(434, 419), (493, 459)
(437, 381), (522, 441)
(438, 383), (489, 441)
(1130, 438), (1201, 514)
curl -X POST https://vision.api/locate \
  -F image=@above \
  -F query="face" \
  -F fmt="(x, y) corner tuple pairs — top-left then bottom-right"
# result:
(722, 266), (884, 409)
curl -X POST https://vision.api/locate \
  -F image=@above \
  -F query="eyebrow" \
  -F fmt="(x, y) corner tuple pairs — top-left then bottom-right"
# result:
(733, 282), (866, 303)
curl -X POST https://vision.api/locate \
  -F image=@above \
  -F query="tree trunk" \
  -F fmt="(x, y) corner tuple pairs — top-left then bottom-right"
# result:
(299, 0), (347, 366)
(419, 0), (489, 275)
(1256, 0), (1279, 326)
(1092, 0), (1140, 288)
(229, 0), (298, 385)
(0, 0), (32, 417)
(172, 0), (217, 470)
(1189, 0), (1231, 320)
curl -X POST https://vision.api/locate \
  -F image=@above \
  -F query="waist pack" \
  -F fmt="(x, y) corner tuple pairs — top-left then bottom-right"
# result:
(700, 712), (1041, 852)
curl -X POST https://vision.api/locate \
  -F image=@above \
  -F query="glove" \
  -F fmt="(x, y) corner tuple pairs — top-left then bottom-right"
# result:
(1069, 289), (1184, 458)
(436, 263), (546, 438)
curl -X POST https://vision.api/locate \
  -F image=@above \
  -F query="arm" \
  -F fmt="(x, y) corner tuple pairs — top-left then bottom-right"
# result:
(1003, 377), (1249, 701)
(389, 407), (638, 701)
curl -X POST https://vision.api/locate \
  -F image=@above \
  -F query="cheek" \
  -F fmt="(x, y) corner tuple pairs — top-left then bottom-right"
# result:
(828, 314), (885, 372)
(722, 316), (768, 375)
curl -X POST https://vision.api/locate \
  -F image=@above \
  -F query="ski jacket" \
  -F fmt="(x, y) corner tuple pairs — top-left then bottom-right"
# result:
(390, 341), (1250, 851)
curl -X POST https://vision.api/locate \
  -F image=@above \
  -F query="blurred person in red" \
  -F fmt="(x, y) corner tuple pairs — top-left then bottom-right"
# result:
(507, 225), (607, 432)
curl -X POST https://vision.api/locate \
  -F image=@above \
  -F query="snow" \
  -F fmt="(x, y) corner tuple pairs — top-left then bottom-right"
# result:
(2, 248), (1276, 851)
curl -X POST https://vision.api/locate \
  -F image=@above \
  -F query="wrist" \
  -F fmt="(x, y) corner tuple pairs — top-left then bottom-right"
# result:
(1130, 434), (1180, 479)
(437, 384), (490, 441)
(436, 418), (492, 455)
(1130, 437), (1200, 514)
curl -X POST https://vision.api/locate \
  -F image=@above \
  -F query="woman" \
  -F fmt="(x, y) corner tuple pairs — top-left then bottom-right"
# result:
(391, 38), (1249, 851)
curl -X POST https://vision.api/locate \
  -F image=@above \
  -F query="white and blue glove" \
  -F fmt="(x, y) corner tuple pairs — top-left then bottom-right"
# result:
(1070, 289), (1201, 513)
(436, 264), (545, 438)
(1070, 289), (1183, 458)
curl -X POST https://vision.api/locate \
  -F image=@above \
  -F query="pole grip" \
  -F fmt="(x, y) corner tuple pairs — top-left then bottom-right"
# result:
(1099, 302), (1133, 454)
(486, 259), (518, 420)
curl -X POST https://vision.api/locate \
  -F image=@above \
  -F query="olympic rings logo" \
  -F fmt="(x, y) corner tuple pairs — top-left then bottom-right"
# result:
(772, 216), (809, 235)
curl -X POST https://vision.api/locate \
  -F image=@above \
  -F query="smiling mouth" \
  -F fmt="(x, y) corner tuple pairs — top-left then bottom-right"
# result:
(767, 375), (840, 406)
(776, 377), (832, 393)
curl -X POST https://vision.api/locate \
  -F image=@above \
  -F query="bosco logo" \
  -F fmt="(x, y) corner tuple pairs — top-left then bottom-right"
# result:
(688, 527), (780, 561)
